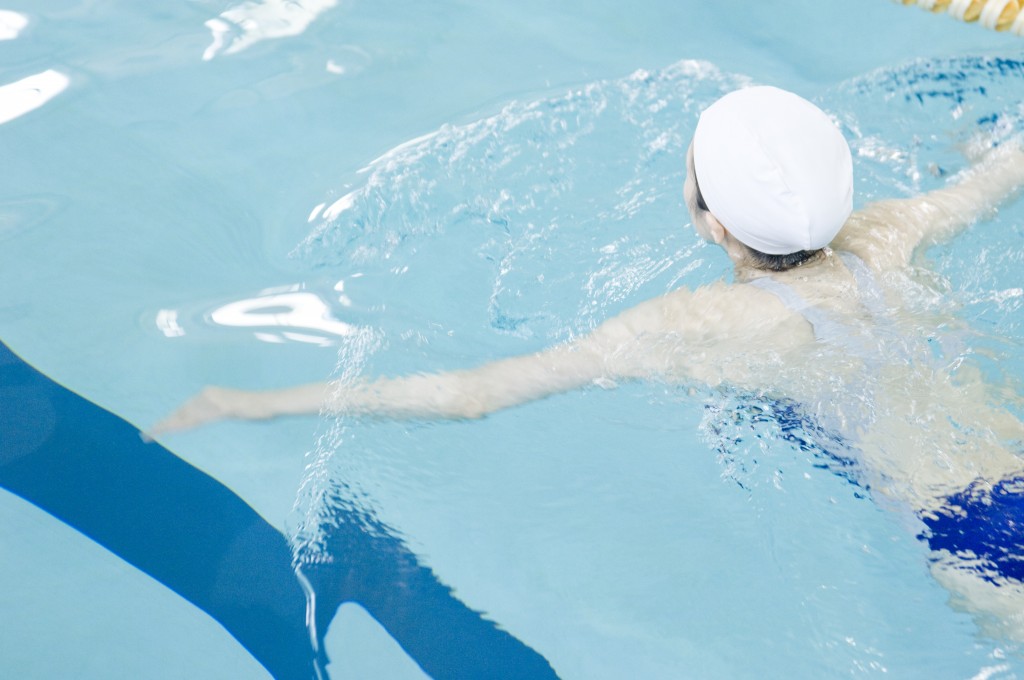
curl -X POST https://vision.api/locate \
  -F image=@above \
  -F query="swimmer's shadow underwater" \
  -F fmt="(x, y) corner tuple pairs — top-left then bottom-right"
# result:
(0, 340), (559, 680)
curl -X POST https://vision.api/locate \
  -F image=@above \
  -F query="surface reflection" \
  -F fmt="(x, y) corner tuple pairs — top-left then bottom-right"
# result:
(203, 0), (339, 61)
(0, 10), (27, 41)
(0, 70), (69, 126)
(158, 285), (358, 347)
(156, 309), (186, 338)
(210, 289), (356, 346)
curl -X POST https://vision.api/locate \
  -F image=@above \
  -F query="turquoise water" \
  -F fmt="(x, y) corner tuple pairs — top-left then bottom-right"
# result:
(2, 1), (1024, 678)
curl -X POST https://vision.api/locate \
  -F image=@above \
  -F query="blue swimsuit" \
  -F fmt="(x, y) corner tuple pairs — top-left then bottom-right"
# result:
(750, 252), (1024, 586)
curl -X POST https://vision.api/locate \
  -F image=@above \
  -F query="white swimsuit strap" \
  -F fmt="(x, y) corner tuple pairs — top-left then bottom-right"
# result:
(837, 251), (888, 319)
(748, 273), (874, 356)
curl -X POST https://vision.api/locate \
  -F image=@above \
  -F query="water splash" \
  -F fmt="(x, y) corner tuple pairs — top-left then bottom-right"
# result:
(284, 54), (1024, 663)
(292, 60), (746, 340)
(288, 324), (382, 566)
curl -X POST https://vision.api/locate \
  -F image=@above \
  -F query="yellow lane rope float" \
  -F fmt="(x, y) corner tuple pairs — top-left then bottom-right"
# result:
(899, 0), (1024, 34)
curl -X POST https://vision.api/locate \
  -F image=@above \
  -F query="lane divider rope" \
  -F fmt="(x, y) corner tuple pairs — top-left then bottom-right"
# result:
(899, 0), (1024, 34)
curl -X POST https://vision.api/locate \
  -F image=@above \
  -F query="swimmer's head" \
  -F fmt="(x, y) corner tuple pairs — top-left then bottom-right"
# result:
(685, 86), (853, 263)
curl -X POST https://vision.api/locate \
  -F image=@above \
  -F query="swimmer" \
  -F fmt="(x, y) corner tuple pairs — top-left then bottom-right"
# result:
(153, 86), (1024, 638)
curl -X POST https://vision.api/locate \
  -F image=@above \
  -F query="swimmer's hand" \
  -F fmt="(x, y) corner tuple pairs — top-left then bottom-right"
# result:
(145, 382), (330, 439)
(146, 386), (277, 439)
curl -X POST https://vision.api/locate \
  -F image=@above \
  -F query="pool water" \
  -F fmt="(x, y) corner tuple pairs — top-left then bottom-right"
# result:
(2, 1), (1024, 678)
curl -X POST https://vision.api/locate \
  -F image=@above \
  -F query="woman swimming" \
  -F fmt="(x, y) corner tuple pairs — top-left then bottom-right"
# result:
(153, 86), (1024, 637)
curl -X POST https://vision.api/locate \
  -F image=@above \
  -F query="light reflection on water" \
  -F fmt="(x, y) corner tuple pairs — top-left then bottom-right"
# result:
(0, 9), (67, 125)
(0, 70), (69, 126)
(203, 0), (339, 61)
(157, 282), (359, 347)
(0, 10), (27, 41)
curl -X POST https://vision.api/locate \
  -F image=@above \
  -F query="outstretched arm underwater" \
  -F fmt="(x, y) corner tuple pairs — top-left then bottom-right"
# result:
(152, 333), (612, 434)
(835, 138), (1024, 270)
(152, 290), (646, 435)
(150, 278), (804, 436)
(151, 139), (1024, 437)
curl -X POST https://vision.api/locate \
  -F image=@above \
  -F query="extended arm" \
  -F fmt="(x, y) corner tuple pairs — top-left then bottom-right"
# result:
(149, 282), (788, 437)
(150, 318), (626, 436)
(327, 338), (611, 420)
(834, 140), (1024, 270)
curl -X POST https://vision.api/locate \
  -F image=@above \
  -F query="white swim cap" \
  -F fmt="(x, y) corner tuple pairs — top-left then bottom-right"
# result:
(693, 86), (853, 255)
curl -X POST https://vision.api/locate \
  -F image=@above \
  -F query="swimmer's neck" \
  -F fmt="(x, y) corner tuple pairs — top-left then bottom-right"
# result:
(722, 235), (832, 282)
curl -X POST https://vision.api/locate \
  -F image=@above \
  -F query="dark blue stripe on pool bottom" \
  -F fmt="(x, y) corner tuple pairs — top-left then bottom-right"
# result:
(0, 341), (313, 678)
(0, 340), (559, 680)
(921, 478), (1024, 584)
(302, 500), (560, 680)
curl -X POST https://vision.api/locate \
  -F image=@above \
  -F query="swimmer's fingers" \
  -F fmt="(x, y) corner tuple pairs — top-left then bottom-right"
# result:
(145, 386), (268, 439)
(145, 387), (233, 439)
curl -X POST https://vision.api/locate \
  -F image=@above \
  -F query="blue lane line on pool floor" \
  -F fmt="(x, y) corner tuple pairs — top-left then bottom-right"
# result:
(0, 339), (558, 680)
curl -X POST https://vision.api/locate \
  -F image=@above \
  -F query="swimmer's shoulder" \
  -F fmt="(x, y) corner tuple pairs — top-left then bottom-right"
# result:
(595, 280), (812, 347)
(833, 141), (1024, 271)
(831, 201), (913, 271)
(587, 280), (814, 384)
